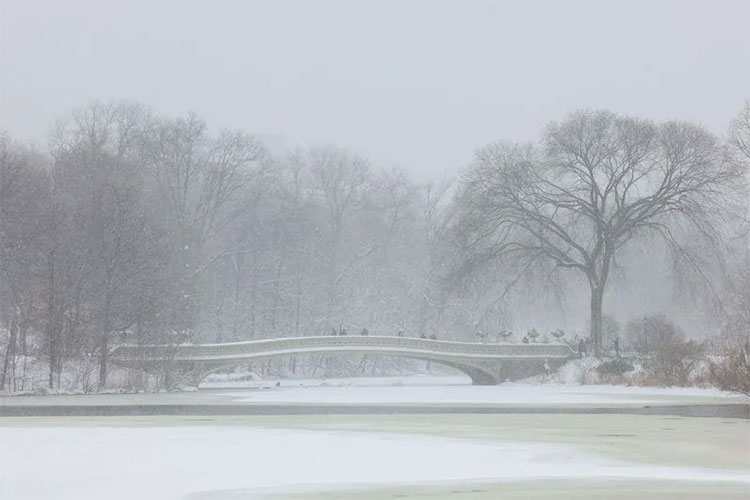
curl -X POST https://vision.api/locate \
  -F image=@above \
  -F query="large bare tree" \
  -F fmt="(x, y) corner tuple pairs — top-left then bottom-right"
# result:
(457, 110), (738, 354)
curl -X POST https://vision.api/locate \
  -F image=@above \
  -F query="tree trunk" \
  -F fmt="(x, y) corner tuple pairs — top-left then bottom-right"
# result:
(19, 322), (27, 357)
(230, 252), (244, 342)
(1, 319), (17, 391)
(270, 260), (284, 334)
(589, 285), (604, 356)
(98, 297), (111, 389)
(48, 330), (56, 389)
(46, 251), (57, 389)
(98, 333), (109, 389)
(47, 318), (61, 389)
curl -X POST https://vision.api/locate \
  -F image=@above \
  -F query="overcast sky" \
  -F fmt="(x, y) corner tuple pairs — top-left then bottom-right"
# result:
(2, 0), (749, 179)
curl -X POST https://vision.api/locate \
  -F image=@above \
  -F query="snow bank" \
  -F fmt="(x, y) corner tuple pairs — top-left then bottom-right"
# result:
(0, 355), (157, 395)
(200, 374), (470, 390)
(211, 375), (738, 406)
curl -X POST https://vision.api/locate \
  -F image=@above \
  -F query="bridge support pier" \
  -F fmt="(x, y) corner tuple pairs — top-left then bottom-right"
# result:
(461, 357), (569, 385)
(460, 365), (499, 385)
(161, 361), (206, 389)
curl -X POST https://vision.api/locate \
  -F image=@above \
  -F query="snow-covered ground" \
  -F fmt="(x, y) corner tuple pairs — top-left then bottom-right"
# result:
(203, 375), (740, 406)
(1, 425), (748, 500)
(1, 375), (742, 408)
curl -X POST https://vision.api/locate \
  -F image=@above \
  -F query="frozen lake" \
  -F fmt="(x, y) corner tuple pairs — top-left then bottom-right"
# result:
(1, 414), (748, 500)
(2, 377), (747, 499)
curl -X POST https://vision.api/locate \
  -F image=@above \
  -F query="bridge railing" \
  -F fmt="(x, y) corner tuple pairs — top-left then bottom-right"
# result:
(110, 335), (575, 361)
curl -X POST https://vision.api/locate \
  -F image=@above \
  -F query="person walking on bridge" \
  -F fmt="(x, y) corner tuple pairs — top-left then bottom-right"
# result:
(543, 359), (551, 383)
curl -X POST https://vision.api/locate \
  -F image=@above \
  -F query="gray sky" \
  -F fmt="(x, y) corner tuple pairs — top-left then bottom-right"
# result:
(2, 0), (749, 179)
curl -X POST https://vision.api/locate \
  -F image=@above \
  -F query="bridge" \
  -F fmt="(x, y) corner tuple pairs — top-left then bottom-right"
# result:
(110, 335), (577, 386)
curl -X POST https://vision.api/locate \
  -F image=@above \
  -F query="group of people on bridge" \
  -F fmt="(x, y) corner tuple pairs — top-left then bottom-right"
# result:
(328, 327), (438, 340)
(329, 327), (375, 337)
(324, 327), (622, 359)
(575, 335), (621, 358)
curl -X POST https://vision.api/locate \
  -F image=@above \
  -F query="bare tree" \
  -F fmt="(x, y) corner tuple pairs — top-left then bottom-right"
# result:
(416, 179), (453, 334)
(457, 110), (738, 354)
(0, 134), (94, 390)
(0, 137), (49, 389)
(729, 100), (750, 164)
(712, 101), (750, 391)
(142, 114), (265, 335)
(51, 101), (168, 388)
(309, 146), (370, 326)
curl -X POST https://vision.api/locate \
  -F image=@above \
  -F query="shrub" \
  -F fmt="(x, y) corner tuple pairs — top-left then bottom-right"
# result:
(710, 339), (750, 396)
(575, 358), (601, 384)
(596, 358), (634, 377)
(626, 314), (679, 355)
(595, 358), (635, 384)
(647, 338), (704, 386)
(626, 314), (704, 386)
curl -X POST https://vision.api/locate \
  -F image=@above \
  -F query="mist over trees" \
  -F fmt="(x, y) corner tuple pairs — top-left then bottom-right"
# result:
(1, 100), (748, 390)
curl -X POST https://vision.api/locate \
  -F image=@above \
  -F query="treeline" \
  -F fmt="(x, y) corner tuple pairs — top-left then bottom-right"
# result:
(0, 102), (462, 390)
(1, 100), (748, 391)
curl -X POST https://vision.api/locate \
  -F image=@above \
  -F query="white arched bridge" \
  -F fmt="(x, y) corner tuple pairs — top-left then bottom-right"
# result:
(110, 336), (576, 386)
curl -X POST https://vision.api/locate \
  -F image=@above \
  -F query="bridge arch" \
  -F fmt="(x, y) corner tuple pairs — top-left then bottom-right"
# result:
(187, 351), (499, 386)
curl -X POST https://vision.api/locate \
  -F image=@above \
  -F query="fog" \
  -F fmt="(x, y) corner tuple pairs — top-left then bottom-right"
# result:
(2, 4), (750, 500)
(1, 0), (748, 392)
(3, 1), (749, 179)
